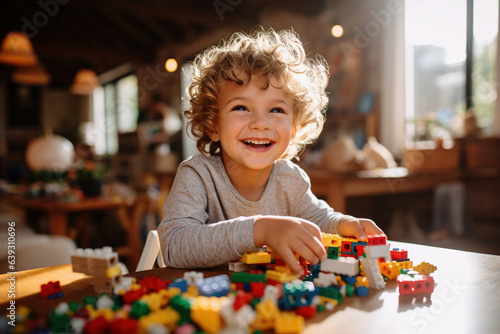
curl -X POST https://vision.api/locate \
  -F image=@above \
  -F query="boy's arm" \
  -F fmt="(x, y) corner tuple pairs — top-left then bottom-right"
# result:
(157, 164), (258, 268)
(294, 188), (384, 240)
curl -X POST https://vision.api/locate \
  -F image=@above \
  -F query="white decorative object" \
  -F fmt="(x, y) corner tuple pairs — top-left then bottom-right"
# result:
(25, 134), (74, 172)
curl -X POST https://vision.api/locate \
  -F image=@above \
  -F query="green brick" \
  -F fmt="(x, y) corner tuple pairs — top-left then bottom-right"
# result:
(327, 246), (339, 259)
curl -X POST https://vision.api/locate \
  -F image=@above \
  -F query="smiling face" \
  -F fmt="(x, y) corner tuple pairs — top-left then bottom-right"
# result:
(210, 75), (296, 174)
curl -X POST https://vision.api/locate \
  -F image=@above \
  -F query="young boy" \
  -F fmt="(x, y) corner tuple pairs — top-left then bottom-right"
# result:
(158, 28), (384, 276)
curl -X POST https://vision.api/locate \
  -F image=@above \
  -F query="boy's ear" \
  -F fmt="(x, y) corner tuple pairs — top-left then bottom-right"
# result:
(291, 125), (297, 141)
(208, 129), (220, 142)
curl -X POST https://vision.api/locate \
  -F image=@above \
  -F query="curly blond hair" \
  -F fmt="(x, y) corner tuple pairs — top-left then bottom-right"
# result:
(185, 28), (329, 159)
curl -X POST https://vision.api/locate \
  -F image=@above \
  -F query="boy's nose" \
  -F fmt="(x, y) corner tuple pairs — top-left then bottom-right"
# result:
(249, 112), (271, 130)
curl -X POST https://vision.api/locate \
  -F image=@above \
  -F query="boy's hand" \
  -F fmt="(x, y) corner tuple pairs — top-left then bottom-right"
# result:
(254, 216), (326, 276)
(339, 216), (385, 241)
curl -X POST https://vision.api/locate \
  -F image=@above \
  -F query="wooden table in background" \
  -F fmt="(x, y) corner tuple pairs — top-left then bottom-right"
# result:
(1, 241), (499, 333)
(305, 168), (463, 213)
(0, 195), (144, 269)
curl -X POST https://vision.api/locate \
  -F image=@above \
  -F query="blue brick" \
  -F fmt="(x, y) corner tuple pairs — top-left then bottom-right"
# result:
(197, 274), (231, 297)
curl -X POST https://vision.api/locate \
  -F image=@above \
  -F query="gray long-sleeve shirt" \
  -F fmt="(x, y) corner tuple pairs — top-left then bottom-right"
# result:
(158, 155), (347, 269)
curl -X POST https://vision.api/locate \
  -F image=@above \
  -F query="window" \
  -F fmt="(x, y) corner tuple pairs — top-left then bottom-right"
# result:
(473, 0), (499, 131)
(93, 74), (138, 155)
(405, 0), (498, 143)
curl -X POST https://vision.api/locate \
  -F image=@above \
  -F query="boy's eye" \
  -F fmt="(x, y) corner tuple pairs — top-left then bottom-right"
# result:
(270, 108), (285, 114)
(232, 105), (248, 111)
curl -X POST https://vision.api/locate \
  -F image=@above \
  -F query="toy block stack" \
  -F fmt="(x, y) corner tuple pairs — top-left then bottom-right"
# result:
(360, 234), (389, 289)
(71, 247), (123, 295)
(22, 234), (438, 333)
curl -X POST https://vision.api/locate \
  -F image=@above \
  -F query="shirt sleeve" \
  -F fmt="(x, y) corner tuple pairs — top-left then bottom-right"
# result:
(157, 163), (258, 269)
(287, 166), (348, 236)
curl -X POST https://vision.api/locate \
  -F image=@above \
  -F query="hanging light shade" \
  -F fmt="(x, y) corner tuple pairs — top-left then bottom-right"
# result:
(0, 32), (38, 66)
(70, 69), (99, 95)
(12, 64), (51, 85)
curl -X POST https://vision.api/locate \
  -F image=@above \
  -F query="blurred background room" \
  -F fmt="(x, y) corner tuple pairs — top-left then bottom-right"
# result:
(0, 0), (499, 273)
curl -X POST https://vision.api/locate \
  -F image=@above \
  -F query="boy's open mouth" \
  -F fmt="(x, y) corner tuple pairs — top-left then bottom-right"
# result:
(242, 139), (273, 148)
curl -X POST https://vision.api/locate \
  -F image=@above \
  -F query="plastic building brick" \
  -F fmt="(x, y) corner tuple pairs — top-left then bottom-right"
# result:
(250, 281), (266, 298)
(140, 292), (168, 312)
(326, 246), (339, 259)
(320, 257), (359, 276)
(183, 271), (203, 286)
(265, 270), (298, 283)
(341, 239), (354, 254)
(138, 308), (180, 333)
(397, 260), (414, 269)
(274, 311), (304, 334)
(313, 272), (338, 287)
(138, 276), (170, 293)
(71, 247), (119, 277)
(379, 261), (401, 280)
(295, 305), (316, 319)
(197, 274), (231, 297)
(281, 281), (317, 310)
(191, 296), (227, 334)
(174, 323), (197, 334)
(414, 261), (437, 275)
(239, 251), (272, 264)
(220, 302), (256, 329)
(129, 300), (150, 319)
(96, 294), (114, 310)
(230, 271), (266, 283)
(367, 234), (387, 245)
(390, 248), (408, 260)
(261, 284), (281, 304)
(363, 244), (391, 260)
(170, 294), (191, 323)
(229, 261), (257, 272)
(355, 276), (369, 288)
(83, 315), (109, 334)
(397, 274), (434, 296)
(360, 257), (385, 289)
(355, 286), (370, 297)
(252, 299), (279, 331)
(318, 286), (343, 304)
(169, 278), (188, 293)
(109, 318), (138, 334)
(321, 233), (343, 247)
(123, 287), (148, 304)
(40, 281), (62, 299)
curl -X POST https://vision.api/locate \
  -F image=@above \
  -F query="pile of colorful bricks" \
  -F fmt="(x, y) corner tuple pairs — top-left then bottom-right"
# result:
(14, 234), (436, 334)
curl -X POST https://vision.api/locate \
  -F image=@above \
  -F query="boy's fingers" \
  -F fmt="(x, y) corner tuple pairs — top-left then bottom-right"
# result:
(299, 219), (323, 240)
(344, 219), (368, 241)
(360, 219), (385, 236)
(293, 237), (325, 265)
(277, 248), (303, 276)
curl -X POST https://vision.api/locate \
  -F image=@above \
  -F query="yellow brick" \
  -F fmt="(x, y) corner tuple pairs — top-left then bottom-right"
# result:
(355, 276), (370, 288)
(275, 312), (304, 334)
(266, 270), (297, 283)
(106, 264), (121, 279)
(191, 296), (228, 334)
(239, 251), (272, 264)
(321, 233), (343, 247)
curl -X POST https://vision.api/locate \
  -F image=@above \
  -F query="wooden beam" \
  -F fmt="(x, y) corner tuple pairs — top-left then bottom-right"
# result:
(34, 42), (148, 63)
(103, 6), (153, 44)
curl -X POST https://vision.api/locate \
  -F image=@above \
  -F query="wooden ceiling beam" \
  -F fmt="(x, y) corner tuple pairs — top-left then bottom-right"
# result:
(35, 42), (148, 64)
(103, 6), (153, 45)
(136, 14), (177, 45)
(63, 4), (141, 50)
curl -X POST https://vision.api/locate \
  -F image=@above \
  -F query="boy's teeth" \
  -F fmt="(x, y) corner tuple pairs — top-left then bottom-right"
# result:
(244, 139), (271, 145)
